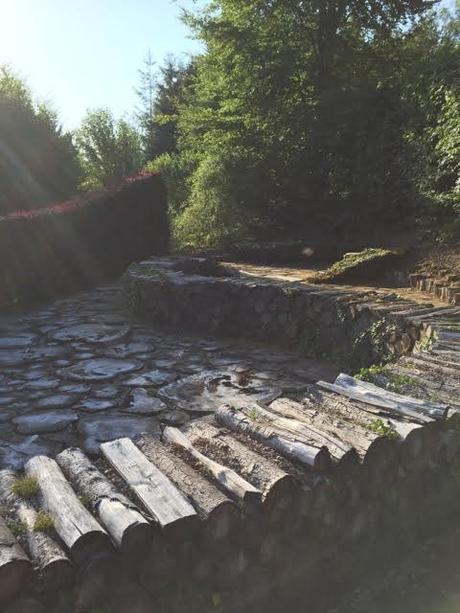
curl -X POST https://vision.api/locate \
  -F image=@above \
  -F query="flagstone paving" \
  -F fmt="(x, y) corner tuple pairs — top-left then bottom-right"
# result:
(0, 284), (338, 468)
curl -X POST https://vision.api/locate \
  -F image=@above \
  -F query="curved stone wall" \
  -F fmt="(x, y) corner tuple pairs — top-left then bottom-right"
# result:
(123, 257), (429, 371)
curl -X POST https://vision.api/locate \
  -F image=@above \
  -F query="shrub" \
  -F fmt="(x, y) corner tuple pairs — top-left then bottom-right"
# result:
(0, 172), (169, 307)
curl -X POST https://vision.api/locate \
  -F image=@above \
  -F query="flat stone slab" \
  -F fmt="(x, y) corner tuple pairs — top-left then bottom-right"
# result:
(158, 370), (282, 413)
(36, 394), (82, 410)
(0, 435), (63, 470)
(77, 399), (117, 413)
(13, 410), (78, 434)
(61, 358), (143, 382)
(125, 389), (167, 414)
(0, 333), (37, 349)
(123, 370), (177, 387)
(52, 323), (130, 344)
(78, 414), (161, 455)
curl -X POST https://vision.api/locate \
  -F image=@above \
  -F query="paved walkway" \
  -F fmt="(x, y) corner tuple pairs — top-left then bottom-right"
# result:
(0, 284), (337, 469)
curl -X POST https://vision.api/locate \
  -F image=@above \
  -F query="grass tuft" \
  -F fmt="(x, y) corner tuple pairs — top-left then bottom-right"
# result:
(11, 476), (40, 499)
(33, 511), (54, 533)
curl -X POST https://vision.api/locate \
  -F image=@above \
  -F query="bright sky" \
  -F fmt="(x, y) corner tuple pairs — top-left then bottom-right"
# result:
(0, 0), (455, 132)
(0, 0), (204, 130)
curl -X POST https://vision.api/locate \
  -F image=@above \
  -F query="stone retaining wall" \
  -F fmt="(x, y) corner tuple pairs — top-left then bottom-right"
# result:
(123, 257), (426, 371)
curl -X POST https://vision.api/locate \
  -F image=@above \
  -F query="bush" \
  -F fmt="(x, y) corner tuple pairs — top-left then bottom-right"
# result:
(0, 172), (169, 307)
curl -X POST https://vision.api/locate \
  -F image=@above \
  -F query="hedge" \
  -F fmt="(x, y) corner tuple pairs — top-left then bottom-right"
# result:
(0, 172), (169, 307)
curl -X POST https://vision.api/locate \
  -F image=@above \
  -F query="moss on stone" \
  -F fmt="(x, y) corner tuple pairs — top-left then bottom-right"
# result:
(312, 248), (400, 284)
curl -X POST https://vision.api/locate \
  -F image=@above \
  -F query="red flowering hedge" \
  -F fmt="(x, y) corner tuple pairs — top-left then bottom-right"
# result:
(0, 172), (169, 307)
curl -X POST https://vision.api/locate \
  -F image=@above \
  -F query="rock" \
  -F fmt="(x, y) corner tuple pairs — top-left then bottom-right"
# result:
(158, 370), (281, 413)
(52, 323), (130, 344)
(78, 414), (161, 455)
(159, 409), (190, 426)
(13, 410), (78, 434)
(103, 340), (154, 358)
(77, 399), (116, 413)
(0, 435), (62, 469)
(124, 389), (167, 414)
(0, 333), (37, 349)
(61, 358), (143, 382)
(26, 378), (61, 391)
(93, 385), (120, 399)
(36, 394), (81, 410)
(123, 370), (177, 387)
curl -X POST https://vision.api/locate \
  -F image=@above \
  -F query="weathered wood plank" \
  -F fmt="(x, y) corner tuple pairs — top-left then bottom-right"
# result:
(0, 469), (73, 592)
(216, 404), (331, 471)
(0, 515), (31, 603)
(25, 455), (111, 563)
(101, 438), (198, 542)
(56, 448), (153, 553)
(162, 427), (262, 510)
(136, 434), (238, 541)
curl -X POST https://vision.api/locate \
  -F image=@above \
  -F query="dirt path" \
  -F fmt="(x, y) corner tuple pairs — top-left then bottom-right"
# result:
(226, 261), (446, 306)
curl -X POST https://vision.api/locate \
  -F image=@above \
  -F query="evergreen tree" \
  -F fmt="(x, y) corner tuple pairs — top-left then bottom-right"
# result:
(0, 65), (81, 214)
(135, 50), (157, 161)
(156, 0), (458, 248)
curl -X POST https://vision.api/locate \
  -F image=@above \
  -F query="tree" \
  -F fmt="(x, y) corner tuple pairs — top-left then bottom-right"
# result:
(75, 108), (143, 190)
(135, 50), (157, 161)
(0, 65), (81, 214)
(157, 0), (451, 248)
(135, 54), (195, 162)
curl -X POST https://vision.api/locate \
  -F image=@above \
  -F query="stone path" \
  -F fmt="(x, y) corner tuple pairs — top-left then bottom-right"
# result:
(0, 284), (338, 469)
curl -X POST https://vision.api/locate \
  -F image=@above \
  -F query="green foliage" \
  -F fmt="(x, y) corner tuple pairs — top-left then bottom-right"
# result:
(356, 363), (417, 392)
(75, 108), (143, 190)
(313, 249), (398, 284)
(153, 0), (459, 248)
(355, 365), (386, 382)
(369, 419), (400, 440)
(0, 65), (81, 214)
(33, 511), (54, 533)
(136, 55), (195, 162)
(11, 476), (39, 499)
(173, 148), (255, 248)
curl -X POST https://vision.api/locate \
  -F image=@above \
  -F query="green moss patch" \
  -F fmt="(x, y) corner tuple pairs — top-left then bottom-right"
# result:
(312, 248), (401, 284)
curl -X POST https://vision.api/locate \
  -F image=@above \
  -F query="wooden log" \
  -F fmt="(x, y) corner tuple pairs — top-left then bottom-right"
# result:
(136, 434), (239, 542)
(101, 438), (198, 542)
(401, 354), (460, 374)
(239, 402), (357, 467)
(317, 374), (445, 423)
(0, 470), (73, 592)
(0, 516), (31, 604)
(385, 365), (460, 407)
(216, 404), (331, 471)
(162, 427), (262, 511)
(183, 421), (297, 509)
(267, 398), (360, 468)
(56, 448), (153, 554)
(25, 456), (111, 563)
